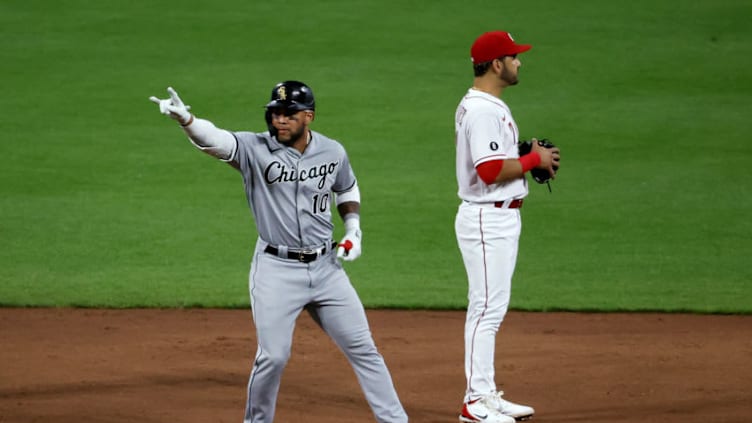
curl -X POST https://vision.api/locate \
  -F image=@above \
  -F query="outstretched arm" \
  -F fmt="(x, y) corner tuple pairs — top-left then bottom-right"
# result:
(149, 87), (236, 161)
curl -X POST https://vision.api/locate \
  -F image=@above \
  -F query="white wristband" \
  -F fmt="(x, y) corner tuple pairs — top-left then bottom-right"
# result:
(343, 214), (360, 233)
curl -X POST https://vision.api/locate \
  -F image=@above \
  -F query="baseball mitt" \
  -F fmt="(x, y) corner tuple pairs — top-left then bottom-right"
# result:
(518, 138), (558, 185)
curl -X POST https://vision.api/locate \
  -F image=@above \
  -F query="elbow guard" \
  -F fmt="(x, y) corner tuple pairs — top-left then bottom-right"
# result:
(336, 183), (360, 205)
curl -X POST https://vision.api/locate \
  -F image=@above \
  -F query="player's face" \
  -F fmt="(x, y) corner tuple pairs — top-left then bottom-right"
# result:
(270, 108), (314, 144)
(498, 55), (521, 86)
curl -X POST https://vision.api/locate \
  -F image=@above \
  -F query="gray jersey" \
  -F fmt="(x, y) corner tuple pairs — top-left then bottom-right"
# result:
(230, 130), (356, 249)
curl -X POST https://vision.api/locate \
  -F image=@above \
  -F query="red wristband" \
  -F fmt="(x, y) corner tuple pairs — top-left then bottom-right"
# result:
(519, 151), (541, 173)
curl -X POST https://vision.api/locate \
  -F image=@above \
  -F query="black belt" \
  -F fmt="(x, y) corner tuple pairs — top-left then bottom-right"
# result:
(264, 242), (335, 263)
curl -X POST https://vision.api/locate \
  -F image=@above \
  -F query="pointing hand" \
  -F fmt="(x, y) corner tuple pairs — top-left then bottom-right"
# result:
(149, 87), (193, 125)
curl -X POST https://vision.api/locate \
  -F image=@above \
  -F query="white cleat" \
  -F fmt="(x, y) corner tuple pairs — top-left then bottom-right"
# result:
(494, 391), (534, 421)
(459, 397), (516, 423)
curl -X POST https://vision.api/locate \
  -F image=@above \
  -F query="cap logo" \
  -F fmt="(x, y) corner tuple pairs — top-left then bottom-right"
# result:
(277, 86), (287, 100)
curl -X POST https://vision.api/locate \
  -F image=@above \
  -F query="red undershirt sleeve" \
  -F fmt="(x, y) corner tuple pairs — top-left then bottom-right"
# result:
(476, 160), (503, 185)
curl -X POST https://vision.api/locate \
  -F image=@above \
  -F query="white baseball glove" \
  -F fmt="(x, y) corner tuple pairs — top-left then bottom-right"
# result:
(149, 87), (192, 125)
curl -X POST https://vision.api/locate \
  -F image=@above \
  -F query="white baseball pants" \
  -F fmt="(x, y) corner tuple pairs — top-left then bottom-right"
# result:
(455, 202), (521, 402)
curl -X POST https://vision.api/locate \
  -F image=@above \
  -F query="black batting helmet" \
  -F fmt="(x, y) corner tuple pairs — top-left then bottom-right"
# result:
(265, 80), (315, 112)
(264, 80), (315, 137)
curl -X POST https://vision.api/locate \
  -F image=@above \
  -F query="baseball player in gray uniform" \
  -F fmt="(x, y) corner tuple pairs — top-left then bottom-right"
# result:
(150, 81), (408, 423)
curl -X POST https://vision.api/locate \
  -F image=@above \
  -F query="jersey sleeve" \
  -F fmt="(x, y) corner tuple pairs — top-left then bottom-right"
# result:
(229, 131), (264, 179)
(467, 110), (510, 167)
(332, 149), (357, 194)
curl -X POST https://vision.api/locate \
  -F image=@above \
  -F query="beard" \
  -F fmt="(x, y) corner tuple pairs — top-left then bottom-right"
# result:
(276, 126), (307, 145)
(501, 67), (519, 86)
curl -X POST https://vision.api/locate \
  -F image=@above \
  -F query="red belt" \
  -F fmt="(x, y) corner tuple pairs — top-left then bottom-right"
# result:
(494, 199), (523, 209)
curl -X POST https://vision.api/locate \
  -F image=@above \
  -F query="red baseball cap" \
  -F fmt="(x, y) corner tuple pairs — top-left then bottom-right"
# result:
(470, 31), (532, 64)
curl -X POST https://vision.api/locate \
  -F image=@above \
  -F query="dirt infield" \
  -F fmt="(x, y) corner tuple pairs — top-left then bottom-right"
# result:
(1, 308), (751, 423)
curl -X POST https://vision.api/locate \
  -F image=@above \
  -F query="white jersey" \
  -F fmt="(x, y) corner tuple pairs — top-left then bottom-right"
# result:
(454, 88), (528, 203)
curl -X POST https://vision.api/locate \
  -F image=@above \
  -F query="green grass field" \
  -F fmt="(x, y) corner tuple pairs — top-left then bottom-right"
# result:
(1, 0), (750, 312)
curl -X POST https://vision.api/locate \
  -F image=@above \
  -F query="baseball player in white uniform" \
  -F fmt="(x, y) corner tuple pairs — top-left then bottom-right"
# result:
(454, 32), (560, 423)
(150, 81), (408, 423)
